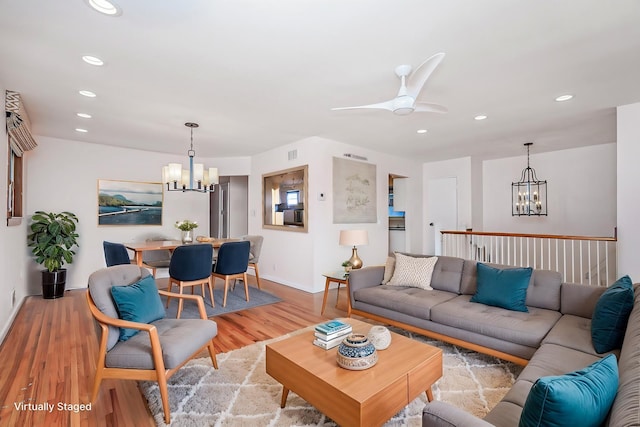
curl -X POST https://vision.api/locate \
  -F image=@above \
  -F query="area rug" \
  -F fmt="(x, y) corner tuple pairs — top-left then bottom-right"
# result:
(140, 327), (523, 426)
(161, 285), (282, 318)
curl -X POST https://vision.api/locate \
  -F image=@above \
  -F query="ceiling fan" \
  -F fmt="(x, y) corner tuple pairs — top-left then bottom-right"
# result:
(331, 52), (448, 116)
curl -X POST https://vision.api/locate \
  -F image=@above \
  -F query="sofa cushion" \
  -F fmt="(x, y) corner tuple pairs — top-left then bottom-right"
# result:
(387, 253), (438, 290)
(470, 263), (532, 312)
(591, 275), (634, 353)
(462, 261), (562, 311)
(517, 343), (603, 384)
(518, 354), (618, 427)
(429, 256), (465, 293)
(431, 295), (561, 348)
(542, 315), (620, 359)
(111, 275), (166, 341)
(353, 286), (457, 320)
(381, 256), (395, 284)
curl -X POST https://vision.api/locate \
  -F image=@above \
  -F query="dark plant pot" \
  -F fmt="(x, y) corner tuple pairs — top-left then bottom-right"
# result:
(42, 269), (67, 299)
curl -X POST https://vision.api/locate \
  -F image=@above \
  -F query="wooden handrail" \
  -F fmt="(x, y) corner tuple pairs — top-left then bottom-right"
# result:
(440, 230), (617, 242)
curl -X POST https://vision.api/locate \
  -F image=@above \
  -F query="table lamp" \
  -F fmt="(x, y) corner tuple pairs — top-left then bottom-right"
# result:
(339, 230), (369, 269)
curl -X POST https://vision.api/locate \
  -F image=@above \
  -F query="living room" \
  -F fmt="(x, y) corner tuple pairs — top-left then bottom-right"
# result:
(2, 1), (640, 425)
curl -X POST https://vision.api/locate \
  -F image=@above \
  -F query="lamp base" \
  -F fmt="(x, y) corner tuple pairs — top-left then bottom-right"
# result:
(348, 247), (363, 269)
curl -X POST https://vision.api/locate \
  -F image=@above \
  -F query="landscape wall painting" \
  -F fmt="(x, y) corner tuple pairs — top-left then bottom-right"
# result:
(98, 179), (163, 226)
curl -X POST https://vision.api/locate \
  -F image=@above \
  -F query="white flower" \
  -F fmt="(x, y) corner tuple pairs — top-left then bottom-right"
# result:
(175, 220), (198, 231)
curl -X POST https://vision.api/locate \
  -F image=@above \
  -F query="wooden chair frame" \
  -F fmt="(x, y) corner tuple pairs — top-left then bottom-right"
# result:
(166, 276), (214, 318)
(86, 289), (218, 424)
(211, 271), (249, 307)
(248, 261), (262, 289)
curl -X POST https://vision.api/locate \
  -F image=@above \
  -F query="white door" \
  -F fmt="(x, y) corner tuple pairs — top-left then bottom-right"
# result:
(427, 177), (457, 255)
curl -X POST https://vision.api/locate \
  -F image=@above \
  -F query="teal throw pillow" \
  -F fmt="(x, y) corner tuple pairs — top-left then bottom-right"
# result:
(111, 275), (166, 341)
(470, 263), (532, 312)
(519, 354), (619, 427)
(591, 275), (634, 353)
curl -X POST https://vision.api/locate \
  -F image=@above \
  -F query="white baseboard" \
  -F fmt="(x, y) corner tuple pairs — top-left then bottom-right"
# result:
(0, 296), (25, 346)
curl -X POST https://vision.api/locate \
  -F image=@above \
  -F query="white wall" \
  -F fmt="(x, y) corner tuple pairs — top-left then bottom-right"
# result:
(617, 103), (640, 280)
(422, 157), (473, 255)
(249, 136), (422, 293)
(483, 144), (616, 236)
(0, 88), (30, 342)
(25, 136), (250, 292)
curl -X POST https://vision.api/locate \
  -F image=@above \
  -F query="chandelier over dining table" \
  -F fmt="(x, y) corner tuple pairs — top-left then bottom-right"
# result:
(162, 122), (219, 193)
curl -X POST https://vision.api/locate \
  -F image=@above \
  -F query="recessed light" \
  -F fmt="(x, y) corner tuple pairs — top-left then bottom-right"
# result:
(84, 0), (122, 16)
(555, 94), (573, 102)
(474, 115), (487, 121)
(79, 90), (96, 98)
(75, 128), (88, 133)
(417, 129), (428, 134)
(82, 55), (104, 66)
(77, 113), (92, 119)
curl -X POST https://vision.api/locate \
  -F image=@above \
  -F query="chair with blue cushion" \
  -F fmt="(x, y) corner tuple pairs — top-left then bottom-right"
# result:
(103, 241), (132, 266)
(86, 264), (218, 424)
(103, 240), (167, 278)
(166, 244), (215, 318)
(212, 240), (251, 307)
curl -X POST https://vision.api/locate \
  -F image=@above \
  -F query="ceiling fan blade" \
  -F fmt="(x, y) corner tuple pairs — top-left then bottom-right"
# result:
(414, 102), (448, 114)
(331, 99), (395, 112)
(406, 52), (445, 99)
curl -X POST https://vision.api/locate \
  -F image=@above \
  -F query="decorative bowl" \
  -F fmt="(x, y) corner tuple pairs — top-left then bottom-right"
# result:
(367, 325), (392, 350)
(336, 333), (378, 370)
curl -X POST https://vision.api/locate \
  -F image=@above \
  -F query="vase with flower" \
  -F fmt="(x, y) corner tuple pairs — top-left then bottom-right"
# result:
(175, 220), (198, 244)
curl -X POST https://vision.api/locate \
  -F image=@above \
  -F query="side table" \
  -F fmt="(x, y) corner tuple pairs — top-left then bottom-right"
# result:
(321, 271), (351, 316)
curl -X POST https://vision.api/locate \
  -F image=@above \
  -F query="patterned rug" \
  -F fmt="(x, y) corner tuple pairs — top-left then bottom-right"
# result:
(140, 327), (523, 426)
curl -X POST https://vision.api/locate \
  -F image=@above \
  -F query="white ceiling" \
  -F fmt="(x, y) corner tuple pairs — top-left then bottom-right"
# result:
(1, 1), (640, 162)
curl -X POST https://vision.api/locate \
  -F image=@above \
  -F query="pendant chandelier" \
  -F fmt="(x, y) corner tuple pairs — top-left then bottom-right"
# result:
(512, 142), (547, 216)
(162, 122), (219, 193)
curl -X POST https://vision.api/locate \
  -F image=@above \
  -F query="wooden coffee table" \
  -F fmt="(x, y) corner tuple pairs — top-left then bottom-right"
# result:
(266, 318), (443, 427)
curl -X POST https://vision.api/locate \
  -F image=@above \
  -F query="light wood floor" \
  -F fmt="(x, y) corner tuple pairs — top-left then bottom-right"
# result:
(0, 276), (351, 426)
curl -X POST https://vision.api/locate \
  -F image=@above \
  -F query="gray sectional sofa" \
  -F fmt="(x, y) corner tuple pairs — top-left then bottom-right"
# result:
(347, 255), (639, 426)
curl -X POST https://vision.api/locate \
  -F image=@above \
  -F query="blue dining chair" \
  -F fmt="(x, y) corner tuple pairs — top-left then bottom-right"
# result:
(103, 240), (161, 277)
(167, 244), (215, 318)
(212, 241), (251, 307)
(103, 241), (132, 266)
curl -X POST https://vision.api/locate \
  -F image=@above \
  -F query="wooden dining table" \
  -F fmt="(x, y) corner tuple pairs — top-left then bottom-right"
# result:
(124, 238), (238, 266)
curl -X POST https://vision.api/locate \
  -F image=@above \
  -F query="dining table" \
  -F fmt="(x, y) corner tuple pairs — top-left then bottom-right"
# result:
(124, 238), (239, 266)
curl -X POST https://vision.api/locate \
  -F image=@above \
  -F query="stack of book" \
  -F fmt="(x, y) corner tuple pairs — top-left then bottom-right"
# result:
(313, 319), (353, 349)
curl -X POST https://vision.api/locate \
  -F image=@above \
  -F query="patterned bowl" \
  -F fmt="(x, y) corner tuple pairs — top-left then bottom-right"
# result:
(336, 333), (378, 370)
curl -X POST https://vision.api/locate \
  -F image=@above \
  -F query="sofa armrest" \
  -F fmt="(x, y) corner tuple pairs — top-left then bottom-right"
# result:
(423, 401), (494, 427)
(560, 282), (607, 318)
(349, 266), (384, 292)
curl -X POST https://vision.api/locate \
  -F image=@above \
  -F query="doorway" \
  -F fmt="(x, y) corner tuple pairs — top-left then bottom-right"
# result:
(426, 177), (457, 255)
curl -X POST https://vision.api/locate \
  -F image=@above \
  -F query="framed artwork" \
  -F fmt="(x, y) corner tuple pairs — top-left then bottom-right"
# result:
(333, 157), (377, 223)
(98, 179), (163, 226)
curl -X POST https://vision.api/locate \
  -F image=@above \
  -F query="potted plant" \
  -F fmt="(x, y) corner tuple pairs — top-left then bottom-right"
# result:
(27, 211), (79, 299)
(342, 261), (352, 273)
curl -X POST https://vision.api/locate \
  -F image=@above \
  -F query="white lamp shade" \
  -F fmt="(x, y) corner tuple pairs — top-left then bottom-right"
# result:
(162, 165), (170, 183)
(181, 170), (190, 187)
(168, 163), (182, 182)
(193, 163), (204, 182)
(209, 167), (219, 185)
(339, 229), (369, 246)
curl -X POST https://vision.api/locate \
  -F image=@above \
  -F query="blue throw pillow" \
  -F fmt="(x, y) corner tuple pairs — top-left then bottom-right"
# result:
(519, 354), (619, 427)
(111, 275), (166, 341)
(470, 263), (532, 312)
(591, 275), (634, 353)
